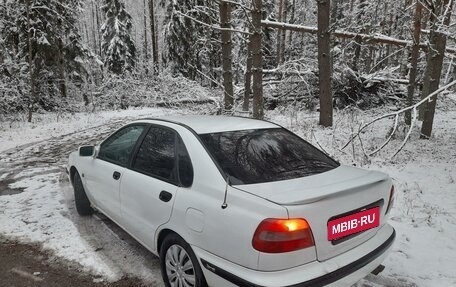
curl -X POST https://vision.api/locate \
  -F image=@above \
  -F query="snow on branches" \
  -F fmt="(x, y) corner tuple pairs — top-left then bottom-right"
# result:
(101, 0), (136, 74)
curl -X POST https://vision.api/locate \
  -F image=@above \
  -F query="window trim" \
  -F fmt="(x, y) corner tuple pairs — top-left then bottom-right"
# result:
(96, 123), (150, 167)
(176, 135), (194, 188)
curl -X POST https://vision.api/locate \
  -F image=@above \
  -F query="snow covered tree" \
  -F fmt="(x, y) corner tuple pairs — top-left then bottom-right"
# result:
(163, 0), (221, 80)
(0, 0), (89, 119)
(101, 0), (136, 74)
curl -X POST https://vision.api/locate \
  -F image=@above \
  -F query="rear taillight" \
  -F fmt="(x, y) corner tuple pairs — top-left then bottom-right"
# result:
(386, 185), (395, 214)
(252, 218), (314, 253)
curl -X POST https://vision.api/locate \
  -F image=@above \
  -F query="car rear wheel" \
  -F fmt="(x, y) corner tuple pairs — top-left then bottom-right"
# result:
(160, 233), (207, 287)
(73, 171), (94, 216)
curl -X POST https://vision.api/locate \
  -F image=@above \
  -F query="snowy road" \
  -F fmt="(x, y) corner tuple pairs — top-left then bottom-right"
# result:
(1, 108), (454, 286)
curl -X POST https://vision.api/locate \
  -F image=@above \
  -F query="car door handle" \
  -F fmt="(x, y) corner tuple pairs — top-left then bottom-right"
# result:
(159, 190), (173, 202)
(113, 171), (121, 180)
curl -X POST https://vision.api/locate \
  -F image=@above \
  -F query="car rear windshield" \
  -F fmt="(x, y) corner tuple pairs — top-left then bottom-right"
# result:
(199, 128), (339, 185)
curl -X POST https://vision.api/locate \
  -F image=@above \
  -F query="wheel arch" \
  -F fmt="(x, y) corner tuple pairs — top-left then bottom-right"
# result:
(157, 228), (179, 253)
(69, 166), (78, 185)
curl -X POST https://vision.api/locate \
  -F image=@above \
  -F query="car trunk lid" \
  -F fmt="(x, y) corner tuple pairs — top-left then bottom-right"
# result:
(234, 165), (392, 261)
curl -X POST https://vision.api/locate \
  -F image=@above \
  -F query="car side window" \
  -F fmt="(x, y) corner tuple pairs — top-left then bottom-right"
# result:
(133, 126), (178, 184)
(98, 125), (146, 166)
(177, 137), (193, 187)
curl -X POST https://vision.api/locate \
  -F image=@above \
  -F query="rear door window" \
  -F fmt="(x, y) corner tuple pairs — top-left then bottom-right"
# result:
(199, 128), (339, 185)
(132, 126), (178, 184)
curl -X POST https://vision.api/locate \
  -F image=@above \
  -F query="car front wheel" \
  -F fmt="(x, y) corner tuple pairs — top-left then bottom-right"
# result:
(160, 233), (207, 287)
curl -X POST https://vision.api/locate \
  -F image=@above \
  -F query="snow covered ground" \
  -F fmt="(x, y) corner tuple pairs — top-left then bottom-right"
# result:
(0, 103), (455, 286)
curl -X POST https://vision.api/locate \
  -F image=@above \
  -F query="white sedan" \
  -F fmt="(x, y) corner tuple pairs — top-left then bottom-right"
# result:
(67, 116), (395, 287)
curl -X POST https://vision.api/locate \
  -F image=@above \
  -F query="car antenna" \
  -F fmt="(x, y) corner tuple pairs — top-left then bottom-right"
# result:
(221, 175), (230, 209)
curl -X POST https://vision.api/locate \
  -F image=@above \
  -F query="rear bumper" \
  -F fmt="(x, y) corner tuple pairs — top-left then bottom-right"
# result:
(195, 224), (395, 287)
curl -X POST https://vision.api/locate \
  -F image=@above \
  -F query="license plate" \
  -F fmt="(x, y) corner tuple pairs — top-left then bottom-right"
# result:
(327, 207), (380, 241)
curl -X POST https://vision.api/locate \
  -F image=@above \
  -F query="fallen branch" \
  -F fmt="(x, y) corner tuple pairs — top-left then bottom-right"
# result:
(341, 79), (456, 158)
(365, 77), (410, 85)
(155, 98), (219, 107)
(262, 20), (456, 54)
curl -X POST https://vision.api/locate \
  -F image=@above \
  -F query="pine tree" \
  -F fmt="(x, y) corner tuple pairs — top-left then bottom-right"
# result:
(1, 0), (88, 116)
(163, 0), (220, 80)
(100, 0), (136, 74)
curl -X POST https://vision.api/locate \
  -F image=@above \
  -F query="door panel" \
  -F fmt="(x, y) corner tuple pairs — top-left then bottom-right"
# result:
(84, 160), (125, 222)
(84, 124), (147, 222)
(120, 170), (178, 250)
(119, 126), (179, 250)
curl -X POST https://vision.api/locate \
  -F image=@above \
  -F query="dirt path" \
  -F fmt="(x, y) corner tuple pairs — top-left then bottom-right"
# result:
(0, 238), (144, 287)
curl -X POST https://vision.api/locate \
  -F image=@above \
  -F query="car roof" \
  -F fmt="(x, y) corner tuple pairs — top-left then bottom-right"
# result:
(135, 115), (279, 134)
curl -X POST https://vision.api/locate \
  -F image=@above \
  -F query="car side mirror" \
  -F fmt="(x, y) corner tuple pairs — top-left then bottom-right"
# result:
(79, 146), (95, 157)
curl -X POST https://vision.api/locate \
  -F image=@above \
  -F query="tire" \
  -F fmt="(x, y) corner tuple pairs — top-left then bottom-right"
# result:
(160, 234), (208, 287)
(73, 171), (94, 216)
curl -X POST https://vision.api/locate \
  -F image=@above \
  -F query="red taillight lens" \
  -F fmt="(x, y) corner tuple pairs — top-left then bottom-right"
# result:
(386, 185), (395, 214)
(252, 218), (314, 253)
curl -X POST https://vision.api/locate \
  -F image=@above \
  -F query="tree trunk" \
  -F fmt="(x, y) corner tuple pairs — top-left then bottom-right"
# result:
(95, 2), (101, 56)
(219, 2), (234, 112)
(352, 0), (366, 72)
(143, 0), (149, 61)
(405, 1), (422, 125)
(453, 57), (456, 92)
(26, 0), (36, 123)
(252, 0), (264, 119)
(288, 0), (296, 47)
(331, 0), (339, 21)
(83, 22), (90, 51)
(276, 0), (284, 65)
(352, 35), (362, 71)
(421, 0), (453, 138)
(317, 0), (333, 127)
(149, 0), (159, 74)
(243, 37), (253, 112)
(280, 0), (288, 62)
(57, 38), (67, 98)
(382, 3), (391, 68)
(91, 0), (97, 53)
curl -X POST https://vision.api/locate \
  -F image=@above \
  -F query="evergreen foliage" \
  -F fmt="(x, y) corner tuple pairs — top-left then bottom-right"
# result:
(163, 0), (220, 80)
(100, 0), (136, 74)
(1, 0), (89, 113)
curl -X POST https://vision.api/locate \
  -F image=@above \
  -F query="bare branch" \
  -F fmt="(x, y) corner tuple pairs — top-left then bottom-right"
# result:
(392, 108), (417, 158)
(368, 115), (398, 156)
(341, 79), (456, 155)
